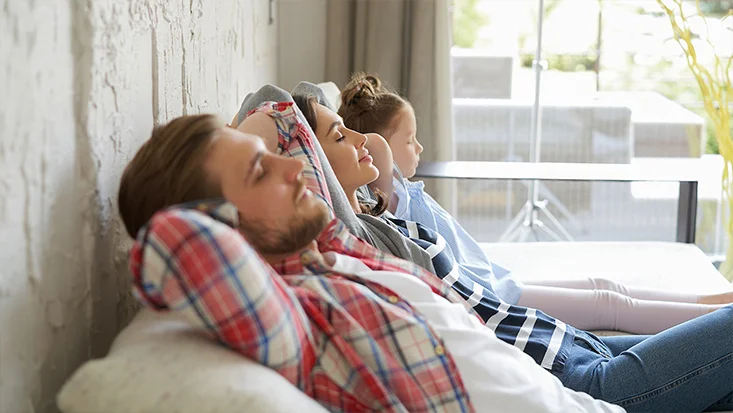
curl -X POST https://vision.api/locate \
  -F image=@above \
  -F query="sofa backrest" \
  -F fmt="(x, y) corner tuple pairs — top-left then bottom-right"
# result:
(453, 98), (634, 164)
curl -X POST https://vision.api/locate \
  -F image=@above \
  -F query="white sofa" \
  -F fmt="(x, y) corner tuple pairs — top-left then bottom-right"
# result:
(453, 98), (634, 213)
(57, 82), (731, 412)
(593, 91), (707, 158)
(453, 98), (634, 165)
(57, 84), (731, 413)
(57, 241), (732, 413)
(452, 50), (514, 99)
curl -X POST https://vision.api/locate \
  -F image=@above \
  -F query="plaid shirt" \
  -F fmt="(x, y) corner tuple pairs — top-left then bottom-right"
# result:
(130, 102), (476, 412)
(385, 215), (574, 371)
(278, 98), (574, 372)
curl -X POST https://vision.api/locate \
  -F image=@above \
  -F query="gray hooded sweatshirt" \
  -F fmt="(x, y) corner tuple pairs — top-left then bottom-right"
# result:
(235, 83), (435, 273)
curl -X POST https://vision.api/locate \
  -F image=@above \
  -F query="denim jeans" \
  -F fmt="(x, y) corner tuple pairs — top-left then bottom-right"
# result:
(555, 305), (733, 412)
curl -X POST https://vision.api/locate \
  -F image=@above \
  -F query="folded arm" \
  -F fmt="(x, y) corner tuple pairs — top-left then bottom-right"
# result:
(131, 207), (313, 382)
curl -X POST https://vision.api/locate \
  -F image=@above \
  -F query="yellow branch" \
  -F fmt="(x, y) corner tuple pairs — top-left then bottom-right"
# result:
(657, 0), (733, 278)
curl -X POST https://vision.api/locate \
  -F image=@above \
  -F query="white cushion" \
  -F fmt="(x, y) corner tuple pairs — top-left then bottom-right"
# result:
(481, 241), (730, 294)
(316, 81), (342, 110)
(57, 309), (328, 413)
(481, 241), (731, 336)
(58, 242), (731, 412)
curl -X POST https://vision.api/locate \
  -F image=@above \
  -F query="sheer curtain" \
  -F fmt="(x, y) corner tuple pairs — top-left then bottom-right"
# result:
(324, 0), (456, 209)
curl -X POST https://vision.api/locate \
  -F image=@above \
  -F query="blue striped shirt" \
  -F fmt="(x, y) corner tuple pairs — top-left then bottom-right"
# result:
(383, 215), (575, 372)
(392, 169), (523, 305)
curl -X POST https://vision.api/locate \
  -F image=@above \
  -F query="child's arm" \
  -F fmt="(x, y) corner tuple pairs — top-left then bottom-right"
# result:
(363, 133), (394, 199)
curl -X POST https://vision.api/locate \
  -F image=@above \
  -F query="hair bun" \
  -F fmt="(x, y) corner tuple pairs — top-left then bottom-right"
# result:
(337, 72), (408, 137)
(363, 75), (382, 91)
(342, 72), (382, 109)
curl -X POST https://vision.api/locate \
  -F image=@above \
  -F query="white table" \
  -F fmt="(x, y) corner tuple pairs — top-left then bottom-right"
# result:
(415, 160), (703, 243)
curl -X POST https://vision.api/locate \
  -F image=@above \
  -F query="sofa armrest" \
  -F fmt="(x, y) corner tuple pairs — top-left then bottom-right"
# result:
(415, 161), (702, 243)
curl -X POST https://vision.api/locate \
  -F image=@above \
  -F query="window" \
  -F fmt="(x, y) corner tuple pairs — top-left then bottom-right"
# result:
(450, 0), (732, 259)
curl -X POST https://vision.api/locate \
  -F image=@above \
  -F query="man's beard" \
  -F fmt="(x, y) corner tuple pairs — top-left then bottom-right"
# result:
(239, 201), (331, 255)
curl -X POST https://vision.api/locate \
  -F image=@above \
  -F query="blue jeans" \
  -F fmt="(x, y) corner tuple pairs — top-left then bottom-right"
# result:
(555, 305), (733, 412)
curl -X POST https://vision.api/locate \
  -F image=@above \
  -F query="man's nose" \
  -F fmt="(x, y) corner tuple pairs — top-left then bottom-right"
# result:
(283, 157), (305, 182)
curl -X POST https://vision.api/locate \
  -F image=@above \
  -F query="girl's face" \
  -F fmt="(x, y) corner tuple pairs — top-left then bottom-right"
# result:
(387, 107), (423, 178)
(313, 104), (379, 192)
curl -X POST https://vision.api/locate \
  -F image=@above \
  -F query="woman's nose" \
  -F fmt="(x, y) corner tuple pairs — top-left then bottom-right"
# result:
(355, 132), (367, 149)
(416, 140), (424, 154)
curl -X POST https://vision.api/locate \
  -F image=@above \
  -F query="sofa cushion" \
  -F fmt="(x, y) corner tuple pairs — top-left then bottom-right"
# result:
(57, 310), (329, 413)
(58, 242), (732, 412)
(481, 241), (731, 336)
(480, 241), (729, 294)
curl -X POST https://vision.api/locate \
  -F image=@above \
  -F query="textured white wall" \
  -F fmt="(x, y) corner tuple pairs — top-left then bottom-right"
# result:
(0, 1), (277, 412)
(277, 0), (327, 90)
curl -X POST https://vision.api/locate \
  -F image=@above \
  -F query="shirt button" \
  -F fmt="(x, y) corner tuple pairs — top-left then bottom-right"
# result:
(388, 295), (399, 304)
(300, 256), (311, 266)
(434, 345), (445, 356)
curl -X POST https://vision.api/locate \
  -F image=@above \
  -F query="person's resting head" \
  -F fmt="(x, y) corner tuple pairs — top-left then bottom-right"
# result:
(118, 114), (330, 257)
(338, 73), (424, 178)
(293, 95), (389, 216)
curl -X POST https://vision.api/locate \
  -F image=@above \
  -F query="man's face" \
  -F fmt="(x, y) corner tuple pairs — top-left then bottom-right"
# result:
(205, 127), (330, 255)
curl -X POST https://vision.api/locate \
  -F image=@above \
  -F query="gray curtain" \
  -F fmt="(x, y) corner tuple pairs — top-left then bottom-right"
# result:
(324, 0), (456, 209)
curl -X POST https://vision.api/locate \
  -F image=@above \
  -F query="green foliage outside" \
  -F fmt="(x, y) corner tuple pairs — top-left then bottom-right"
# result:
(698, 0), (733, 16)
(453, 0), (489, 48)
(625, 2), (731, 155)
(458, 0), (730, 154)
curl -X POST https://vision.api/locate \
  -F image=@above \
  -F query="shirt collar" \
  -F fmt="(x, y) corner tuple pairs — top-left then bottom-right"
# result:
(287, 218), (353, 274)
(179, 199), (348, 275)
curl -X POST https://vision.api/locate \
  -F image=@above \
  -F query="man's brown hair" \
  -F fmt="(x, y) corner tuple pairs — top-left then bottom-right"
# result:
(118, 114), (224, 238)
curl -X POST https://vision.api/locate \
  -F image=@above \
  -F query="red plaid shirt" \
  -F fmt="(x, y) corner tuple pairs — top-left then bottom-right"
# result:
(130, 102), (476, 412)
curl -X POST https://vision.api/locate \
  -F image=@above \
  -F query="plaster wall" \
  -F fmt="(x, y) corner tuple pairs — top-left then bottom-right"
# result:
(0, 1), (277, 411)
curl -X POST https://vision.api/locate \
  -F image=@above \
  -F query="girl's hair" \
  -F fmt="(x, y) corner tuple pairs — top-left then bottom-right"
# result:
(293, 92), (389, 217)
(359, 188), (389, 217)
(338, 73), (410, 137)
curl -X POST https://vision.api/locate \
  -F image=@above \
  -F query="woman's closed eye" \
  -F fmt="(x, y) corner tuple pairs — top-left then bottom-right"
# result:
(335, 132), (345, 142)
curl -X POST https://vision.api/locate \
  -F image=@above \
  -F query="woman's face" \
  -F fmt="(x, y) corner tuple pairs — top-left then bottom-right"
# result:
(313, 104), (379, 192)
(387, 107), (423, 178)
